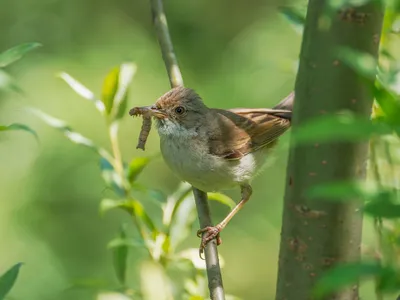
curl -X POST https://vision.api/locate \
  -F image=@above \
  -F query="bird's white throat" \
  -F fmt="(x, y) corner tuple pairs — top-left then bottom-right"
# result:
(156, 118), (199, 138)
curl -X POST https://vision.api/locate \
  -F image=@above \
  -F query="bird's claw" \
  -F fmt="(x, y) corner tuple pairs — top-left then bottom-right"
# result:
(197, 226), (222, 259)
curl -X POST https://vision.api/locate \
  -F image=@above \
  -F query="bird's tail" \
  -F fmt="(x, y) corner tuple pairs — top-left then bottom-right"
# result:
(271, 91), (295, 120)
(273, 91), (295, 111)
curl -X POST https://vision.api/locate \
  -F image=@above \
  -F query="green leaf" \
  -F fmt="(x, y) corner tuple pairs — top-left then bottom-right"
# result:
(140, 261), (173, 300)
(30, 108), (70, 130)
(111, 224), (129, 285)
(102, 67), (119, 115)
(292, 112), (392, 145)
(279, 6), (306, 34)
(165, 184), (196, 250)
(207, 193), (236, 209)
(100, 198), (122, 215)
(328, 0), (373, 10)
(58, 72), (105, 113)
(306, 181), (382, 202)
(107, 237), (145, 249)
(376, 267), (400, 293)
(65, 278), (113, 292)
(177, 248), (225, 270)
(31, 108), (114, 163)
(0, 70), (22, 93)
(99, 198), (157, 234)
(0, 43), (41, 68)
(130, 200), (157, 234)
(163, 183), (193, 226)
(373, 81), (400, 127)
(337, 47), (377, 80)
(127, 157), (150, 183)
(97, 291), (133, 300)
(0, 263), (23, 300)
(100, 158), (125, 197)
(113, 63), (136, 120)
(364, 191), (400, 219)
(313, 262), (387, 298)
(101, 63), (136, 119)
(0, 123), (38, 140)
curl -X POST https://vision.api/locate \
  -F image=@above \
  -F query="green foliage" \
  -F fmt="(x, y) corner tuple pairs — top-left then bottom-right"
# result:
(127, 157), (151, 183)
(0, 42), (41, 68)
(363, 191), (400, 218)
(278, 5), (306, 34)
(338, 47), (377, 80)
(110, 224), (130, 285)
(0, 123), (38, 140)
(101, 63), (136, 120)
(306, 181), (383, 202)
(313, 262), (395, 298)
(292, 112), (391, 145)
(0, 263), (22, 300)
(0, 43), (40, 142)
(207, 193), (236, 210)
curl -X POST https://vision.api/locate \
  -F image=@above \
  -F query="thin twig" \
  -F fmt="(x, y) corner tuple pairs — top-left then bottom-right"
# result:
(148, 0), (225, 299)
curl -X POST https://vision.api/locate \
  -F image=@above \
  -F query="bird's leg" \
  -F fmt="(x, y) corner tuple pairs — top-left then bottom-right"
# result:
(197, 184), (252, 255)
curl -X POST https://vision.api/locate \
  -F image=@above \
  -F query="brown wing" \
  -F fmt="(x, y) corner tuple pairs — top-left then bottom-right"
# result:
(208, 108), (291, 160)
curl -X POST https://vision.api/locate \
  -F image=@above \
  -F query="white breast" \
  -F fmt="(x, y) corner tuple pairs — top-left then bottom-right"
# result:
(157, 121), (269, 192)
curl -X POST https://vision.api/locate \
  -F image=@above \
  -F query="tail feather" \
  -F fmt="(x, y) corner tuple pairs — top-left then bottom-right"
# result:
(271, 91), (295, 120)
(273, 91), (294, 111)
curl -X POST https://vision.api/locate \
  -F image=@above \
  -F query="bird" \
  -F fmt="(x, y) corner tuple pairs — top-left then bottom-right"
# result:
(129, 86), (294, 254)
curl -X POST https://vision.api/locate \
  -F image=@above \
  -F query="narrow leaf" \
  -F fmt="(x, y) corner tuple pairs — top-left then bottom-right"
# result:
(140, 261), (172, 300)
(107, 237), (144, 248)
(99, 158), (125, 197)
(306, 181), (381, 202)
(101, 63), (136, 119)
(314, 262), (387, 298)
(127, 157), (150, 183)
(0, 43), (41, 67)
(373, 82), (400, 127)
(58, 72), (105, 113)
(113, 63), (136, 120)
(111, 224), (129, 285)
(130, 200), (157, 234)
(97, 292), (132, 300)
(0, 70), (22, 93)
(30, 108), (70, 130)
(99, 198), (157, 233)
(168, 191), (197, 250)
(0, 123), (38, 140)
(99, 198), (122, 215)
(293, 113), (391, 145)
(32, 108), (115, 171)
(102, 67), (119, 115)
(279, 6), (306, 34)
(337, 47), (377, 80)
(0, 263), (23, 300)
(364, 191), (400, 219)
(177, 248), (225, 270)
(207, 193), (236, 209)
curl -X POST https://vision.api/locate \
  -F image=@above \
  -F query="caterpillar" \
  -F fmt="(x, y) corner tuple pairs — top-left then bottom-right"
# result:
(129, 107), (152, 151)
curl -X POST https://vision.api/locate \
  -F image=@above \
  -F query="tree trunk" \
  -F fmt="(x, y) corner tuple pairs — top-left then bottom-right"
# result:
(275, 1), (384, 300)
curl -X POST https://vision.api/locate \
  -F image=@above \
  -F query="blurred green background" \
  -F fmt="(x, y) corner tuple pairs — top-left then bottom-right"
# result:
(0, 0), (381, 299)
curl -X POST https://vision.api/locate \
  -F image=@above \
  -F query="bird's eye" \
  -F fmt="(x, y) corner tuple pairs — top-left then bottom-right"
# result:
(174, 106), (185, 115)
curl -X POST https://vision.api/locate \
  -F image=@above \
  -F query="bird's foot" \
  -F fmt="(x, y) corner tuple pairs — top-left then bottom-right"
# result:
(196, 225), (222, 259)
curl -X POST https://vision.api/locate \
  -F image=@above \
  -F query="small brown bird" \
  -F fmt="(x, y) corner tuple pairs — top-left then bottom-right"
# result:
(130, 87), (294, 254)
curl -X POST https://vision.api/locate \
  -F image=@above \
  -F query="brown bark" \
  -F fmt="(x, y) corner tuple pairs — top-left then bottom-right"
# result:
(275, 1), (384, 299)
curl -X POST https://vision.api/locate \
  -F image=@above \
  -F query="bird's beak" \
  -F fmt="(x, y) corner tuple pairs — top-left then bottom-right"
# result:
(129, 105), (167, 119)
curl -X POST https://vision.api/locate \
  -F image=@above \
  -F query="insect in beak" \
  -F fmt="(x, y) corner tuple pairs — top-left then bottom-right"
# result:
(129, 105), (167, 119)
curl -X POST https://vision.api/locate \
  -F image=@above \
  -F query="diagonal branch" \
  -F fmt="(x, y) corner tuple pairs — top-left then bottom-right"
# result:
(149, 0), (226, 299)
